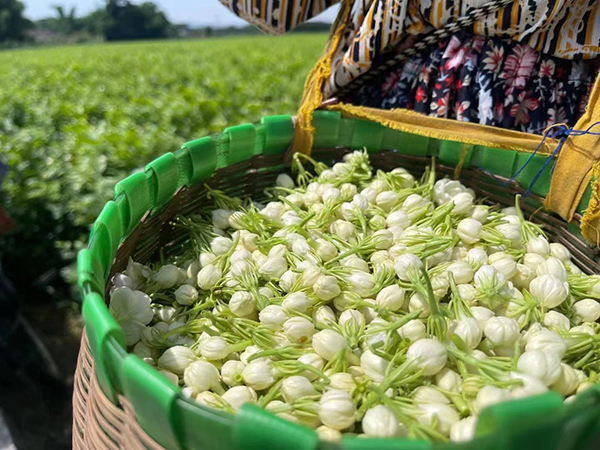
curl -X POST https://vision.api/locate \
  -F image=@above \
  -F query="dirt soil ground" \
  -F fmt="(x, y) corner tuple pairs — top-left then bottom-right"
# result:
(0, 301), (82, 450)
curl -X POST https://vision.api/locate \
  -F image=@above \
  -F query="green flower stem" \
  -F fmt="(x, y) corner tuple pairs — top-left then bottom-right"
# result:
(514, 194), (546, 242)
(448, 272), (472, 319)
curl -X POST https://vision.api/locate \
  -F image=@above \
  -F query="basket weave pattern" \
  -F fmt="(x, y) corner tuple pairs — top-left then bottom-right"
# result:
(73, 332), (166, 450)
(73, 148), (600, 449)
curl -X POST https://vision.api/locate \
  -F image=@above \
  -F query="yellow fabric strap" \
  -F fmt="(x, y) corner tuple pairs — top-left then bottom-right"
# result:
(547, 76), (600, 243)
(326, 103), (557, 154)
(292, 2), (350, 155)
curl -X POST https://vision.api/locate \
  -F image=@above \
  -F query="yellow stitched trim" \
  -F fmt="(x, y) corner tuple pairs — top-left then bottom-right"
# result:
(581, 161), (600, 246)
(454, 144), (471, 180)
(327, 103), (558, 153)
(293, 2), (350, 156)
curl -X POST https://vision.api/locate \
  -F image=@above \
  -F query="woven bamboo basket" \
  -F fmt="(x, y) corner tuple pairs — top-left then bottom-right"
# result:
(73, 110), (600, 450)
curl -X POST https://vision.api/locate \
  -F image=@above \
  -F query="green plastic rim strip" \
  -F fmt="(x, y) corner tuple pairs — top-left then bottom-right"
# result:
(77, 111), (600, 450)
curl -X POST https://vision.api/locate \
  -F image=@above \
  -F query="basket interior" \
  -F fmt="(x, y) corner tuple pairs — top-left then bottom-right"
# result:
(107, 148), (600, 285)
(78, 114), (600, 450)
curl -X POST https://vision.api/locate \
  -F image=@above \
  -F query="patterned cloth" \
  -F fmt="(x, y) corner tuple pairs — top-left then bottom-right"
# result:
(351, 33), (600, 134)
(220, 0), (600, 97)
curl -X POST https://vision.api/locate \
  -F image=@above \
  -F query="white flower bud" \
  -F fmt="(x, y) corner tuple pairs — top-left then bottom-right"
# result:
(550, 363), (579, 395)
(261, 202), (285, 221)
(543, 311), (570, 332)
(570, 324), (596, 336)
(283, 317), (315, 343)
(314, 275), (341, 301)
(197, 264), (222, 290)
(322, 186), (341, 205)
(313, 329), (349, 361)
(229, 291), (256, 317)
(375, 284), (405, 311)
(155, 265), (181, 289)
(450, 192), (474, 215)
(573, 299), (600, 323)
(209, 236), (232, 256)
(406, 339), (447, 376)
(395, 253), (423, 281)
(158, 346), (197, 375)
(376, 191), (399, 212)
(386, 210), (410, 229)
(199, 336), (230, 360)
(517, 350), (561, 386)
(347, 271), (375, 298)
(452, 317), (482, 349)
(495, 223), (522, 246)
(259, 305), (288, 330)
(352, 194), (370, 211)
(457, 284), (477, 305)
(259, 256), (287, 281)
(183, 360), (220, 391)
(279, 270), (300, 292)
(221, 360), (245, 387)
(342, 256), (370, 272)
(450, 416), (478, 442)
(340, 202), (359, 221)
(526, 236), (550, 257)
(316, 426), (342, 442)
(339, 183), (357, 200)
(242, 359), (276, 390)
(466, 248), (488, 268)
(511, 263), (536, 290)
(281, 375), (317, 402)
(298, 353), (325, 381)
(483, 316), (519, 347)
(330, 220), (355, 240)
(457, 218), (482, 244)
(159, 370), (179, 385)
(550, 243), (571, 262)
(362, 405), (398, 437)
(328, 372), (355, 392)
(276, 173), (295, 189)
(446, 261), (474, 284)
(371, 229), (394, 250)
(413, 386), (450, 405)
(319, 390), (356, 430)
(529, 274), (569, 308)
(408, 293), (431, 318)
(114, 273), (134, 289)
(510, 372), (548, 399)
(360, 350), (389, 382)
(526, 329), (567, 359)
(417, 403), (459, 436)
(302, 266), (323, 288)
(473, 386), (511, 414)
(398, 319), (426, 342)
(489, 253), (517, 279)
(230, 248), (252, 265)
(471, 205), (488, 223)
(523, 253), (545, 271)
(536, 257), (568, 282)
(316, 239), (338, 262)
(174, 285), (198, 306)
(211, 209), (232, 230)
(280, 292), (309, 314)
(474, 265), (505, 293)
(313, 305), (337, 326)
(435, 368), (462, 392)
(222, 386), (257, 411)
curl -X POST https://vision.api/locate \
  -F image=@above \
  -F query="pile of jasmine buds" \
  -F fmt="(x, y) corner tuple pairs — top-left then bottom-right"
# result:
(109, 151), (600, 442)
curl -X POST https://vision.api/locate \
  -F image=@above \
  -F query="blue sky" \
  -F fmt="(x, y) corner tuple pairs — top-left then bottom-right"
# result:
(23, 0), (338, 27)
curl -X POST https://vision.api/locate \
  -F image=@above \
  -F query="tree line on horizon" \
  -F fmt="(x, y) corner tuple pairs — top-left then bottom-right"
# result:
(0, 0), (332, 45)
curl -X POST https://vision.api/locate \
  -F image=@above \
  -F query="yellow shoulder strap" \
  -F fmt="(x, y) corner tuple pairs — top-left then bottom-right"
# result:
(546, 75), (600, 244)
(292, 1), (351, 155)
